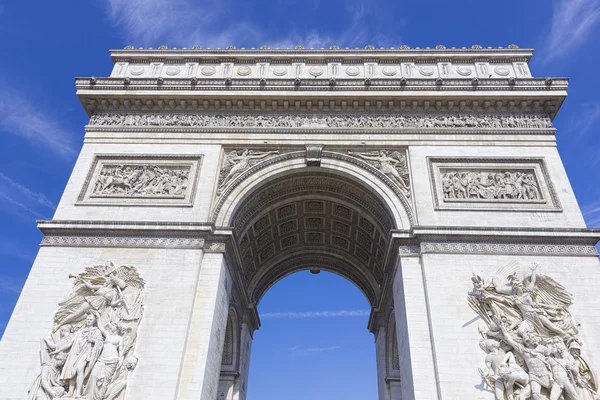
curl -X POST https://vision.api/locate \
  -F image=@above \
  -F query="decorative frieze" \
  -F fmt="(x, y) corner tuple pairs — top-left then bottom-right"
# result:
(78, 155), (202, 206)
(468, 262), (598, 399)
(41, 236), (205, 249)
(28, 262), (145, 399)
(421, 242), (597, 256)
(88, 113), (553, 130)
(428, 158), (560, 211)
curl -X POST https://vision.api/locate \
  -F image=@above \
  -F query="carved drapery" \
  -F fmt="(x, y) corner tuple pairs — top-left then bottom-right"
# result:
(28, 262), (145, 400)
(88, 113), (553, 130)
(468, 262), (597, 400)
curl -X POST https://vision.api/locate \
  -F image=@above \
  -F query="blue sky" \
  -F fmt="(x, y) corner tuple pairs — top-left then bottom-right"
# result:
(1, 0), (600, 398)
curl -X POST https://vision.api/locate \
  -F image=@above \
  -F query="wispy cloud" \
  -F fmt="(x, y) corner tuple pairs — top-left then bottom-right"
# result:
(0, 173), (55, 209)
(104, 0), (261, 47)
(260, 309), (370, 319)
(0, 83), (77, 159)
(582, 200), (600, 227)
(542, 0), (600, 63)
(302, 346), (341, 353)
(0, 173), (55, 220)
(103, 0), (402, 49)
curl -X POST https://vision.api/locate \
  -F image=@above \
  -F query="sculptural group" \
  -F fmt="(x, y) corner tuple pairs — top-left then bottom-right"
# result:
(93, 164), (189, 197)
(89, 113), (553, 130)
(442, 171), (540, 201)
(469, 262), (597, 400)
(29, 262), (145, 400)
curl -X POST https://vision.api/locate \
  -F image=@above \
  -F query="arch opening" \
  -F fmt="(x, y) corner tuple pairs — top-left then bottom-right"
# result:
(227, 167), (404, 309)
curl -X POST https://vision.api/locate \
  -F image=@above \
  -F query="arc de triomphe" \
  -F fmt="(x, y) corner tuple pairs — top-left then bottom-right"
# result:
(1, 46), (599, 400)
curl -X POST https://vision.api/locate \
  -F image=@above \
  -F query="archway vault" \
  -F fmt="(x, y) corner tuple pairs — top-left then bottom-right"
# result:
(217, 153), (413, 309)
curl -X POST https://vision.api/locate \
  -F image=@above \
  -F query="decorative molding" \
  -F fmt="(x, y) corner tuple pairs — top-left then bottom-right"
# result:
(77, 154), (202, 207)
(41, 236), (205, 249)
(428, 157), (561, 212)
(398, 245), (421, 256)
(205, 241), (227, 253)
(305, 145), (323, 166)
(421, 242), (597, 256)
(88, 113), (553, 130)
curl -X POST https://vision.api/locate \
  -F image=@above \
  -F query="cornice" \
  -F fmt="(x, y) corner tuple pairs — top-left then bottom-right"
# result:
(110, 46), (534, 64)
(76, 78), (566, 118)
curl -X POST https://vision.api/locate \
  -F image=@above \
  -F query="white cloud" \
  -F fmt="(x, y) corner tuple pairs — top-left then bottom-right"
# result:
(302, 346), (341, 353)
(104, 0), (261, 47)
(582, 200), (600, 227)
(542, 0), (600, 63)
(103, 0), (401, 49)
(0, 173), (55, 210)
(0, 84), (77, 160)
(260, 309), (370, 319)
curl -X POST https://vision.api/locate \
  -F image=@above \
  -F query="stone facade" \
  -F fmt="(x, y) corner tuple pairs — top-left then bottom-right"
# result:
(0, 46), (599, 400)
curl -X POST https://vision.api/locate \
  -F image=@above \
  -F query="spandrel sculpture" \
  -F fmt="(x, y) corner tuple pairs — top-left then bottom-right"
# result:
(469, 262), (597, 400)
(28, 262), (145, 400)
(217, 149), (279, 195)
(348, 150), (410, 196)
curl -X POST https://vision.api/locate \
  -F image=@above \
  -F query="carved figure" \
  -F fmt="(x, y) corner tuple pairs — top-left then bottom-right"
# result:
(28, 262), (145, 400)
(468, 262), (598, 400)
(88, 113), (553, 130)
(217, 149), (279, 194)
(441, 170), (540, 201)
(348, 150), (410, 196)
(93, 164), (190, 197)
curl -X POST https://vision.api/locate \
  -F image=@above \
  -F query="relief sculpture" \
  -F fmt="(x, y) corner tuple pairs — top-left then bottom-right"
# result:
(442, 170), (541, 201)
(217, 149), (279, 195)
(93, 164), (190, 197)
(348, 150), (410, 196)
(28, 262), (145, 400)
(89, 113), (553, 129)
(468, 262), (597, 400)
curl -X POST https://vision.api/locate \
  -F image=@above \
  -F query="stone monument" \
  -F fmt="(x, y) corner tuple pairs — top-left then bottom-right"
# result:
(0, 44), (599, 400)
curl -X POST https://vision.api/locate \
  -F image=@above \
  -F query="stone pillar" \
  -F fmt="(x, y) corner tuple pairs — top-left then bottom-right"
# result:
(374, 324), (389, 400)
(392, 250), (439, 400)
(234, 314), (256, 400)
(176, 250), (231, 400)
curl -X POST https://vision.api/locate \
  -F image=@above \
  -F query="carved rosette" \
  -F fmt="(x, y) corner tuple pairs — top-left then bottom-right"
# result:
(468, 262), (598, 400)
(88, 113), (553, 130)
(28, 262), (145, 400)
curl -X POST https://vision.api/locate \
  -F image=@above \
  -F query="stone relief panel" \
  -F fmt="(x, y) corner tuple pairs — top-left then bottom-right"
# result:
(468, 262), (598, 400)
(428, 158), (561, 211)
(217, 149), (279, 195)
(28, 262), (145, 400)
(348, 150), (410, 197)
(78, 155), (202, 206)
(89, 113), (553, 130)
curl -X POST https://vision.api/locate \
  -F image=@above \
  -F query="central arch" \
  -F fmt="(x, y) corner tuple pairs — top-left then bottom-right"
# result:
(215, 153), (411, 400)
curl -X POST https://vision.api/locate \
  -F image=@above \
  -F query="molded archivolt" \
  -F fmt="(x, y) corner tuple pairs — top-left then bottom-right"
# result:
(215, 155), (412, 309)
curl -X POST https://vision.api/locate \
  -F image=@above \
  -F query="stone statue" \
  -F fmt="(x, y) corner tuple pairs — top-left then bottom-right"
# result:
(348, 150), (410, 196)
(217, 149), (279, 194)
(28, 262), (145, 399)
(468, 262), (598, 400)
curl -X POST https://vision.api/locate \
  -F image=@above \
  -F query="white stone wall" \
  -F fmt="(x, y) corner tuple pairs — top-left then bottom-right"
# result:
(53, 141), (222, 222)
(409, 145), (586, 228)
(419, 253), (600, 399)
(0, 245), (204, 400)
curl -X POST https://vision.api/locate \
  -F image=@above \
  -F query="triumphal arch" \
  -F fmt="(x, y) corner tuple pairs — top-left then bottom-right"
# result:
(1, 45), (599, 400)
